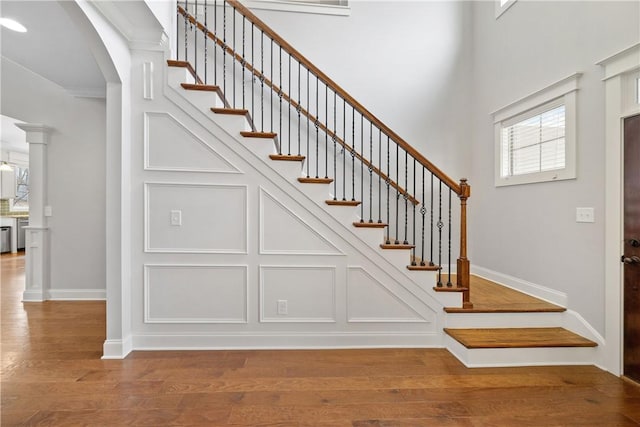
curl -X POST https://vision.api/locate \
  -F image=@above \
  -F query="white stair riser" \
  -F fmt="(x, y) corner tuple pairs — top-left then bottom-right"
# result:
(351, 227), (385, 249)
(237, 136), (277, 158)
(444, 312), (564, 329)
(445, 335), (598, 368)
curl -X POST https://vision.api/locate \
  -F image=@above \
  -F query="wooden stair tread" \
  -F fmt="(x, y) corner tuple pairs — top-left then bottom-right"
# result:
(433, 286), (467, 292)
(270, 154), (305, 161)
(211, 107), (249, 115)
(241, 131), (277, 138)
(380, 243), (415, 250)
(406, 264), (441, 271)
(353, 221), (387, 228)
(298, 177), (333, 184)
(444, 274), (566, 313)
(325, 200), (361, 206)
(181, 83), (219, 91)
(444, 327), (598, 349)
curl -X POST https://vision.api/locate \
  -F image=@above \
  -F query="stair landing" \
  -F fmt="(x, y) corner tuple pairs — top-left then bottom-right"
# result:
(444, 327), (597, 349)
(444, 275), (565, 313)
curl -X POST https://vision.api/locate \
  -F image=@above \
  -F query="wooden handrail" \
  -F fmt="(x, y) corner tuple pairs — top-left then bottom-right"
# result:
(177, 4), (419, 205)
(224, 0), (461, 196)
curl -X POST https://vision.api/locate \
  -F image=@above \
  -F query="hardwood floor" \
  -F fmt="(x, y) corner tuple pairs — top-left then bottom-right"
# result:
(2, 253), (639, 426)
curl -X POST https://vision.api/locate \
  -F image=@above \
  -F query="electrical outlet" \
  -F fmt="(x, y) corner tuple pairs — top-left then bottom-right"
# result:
(576, 207), (595, 223)
(277, 300), (288, 315)
(170, 210), (182, 226)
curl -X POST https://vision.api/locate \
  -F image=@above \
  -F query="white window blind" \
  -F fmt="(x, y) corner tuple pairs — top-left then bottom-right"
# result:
(501, 103), (566, 178)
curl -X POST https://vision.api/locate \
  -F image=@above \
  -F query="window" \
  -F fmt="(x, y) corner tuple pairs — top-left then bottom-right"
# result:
(10, 166), (28, 211)
(493, 73), (580, 187)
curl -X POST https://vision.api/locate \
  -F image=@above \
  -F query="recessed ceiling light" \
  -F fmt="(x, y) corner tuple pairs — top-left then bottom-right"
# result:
(0, 18), (27, 33)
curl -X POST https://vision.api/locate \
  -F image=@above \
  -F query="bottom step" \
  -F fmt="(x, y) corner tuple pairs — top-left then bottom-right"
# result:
(444, 327), (597, 349)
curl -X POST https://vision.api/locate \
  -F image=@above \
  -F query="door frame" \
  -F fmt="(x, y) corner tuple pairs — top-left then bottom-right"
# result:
(600, 43), (640, 376)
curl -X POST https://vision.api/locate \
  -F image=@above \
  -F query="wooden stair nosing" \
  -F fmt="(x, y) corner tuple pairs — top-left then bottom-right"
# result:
(298, 177), (334, 184)
(211, 107), (249, 116)
(181, 83), (219, 92)
(443, 306), (566, 314)
(241, 131), (277, 139)
(443, 327), (598, 349)
(325, 200), (361, 207)
(433, 286), (467, 292)
(269, 154), (305, 161)
(406, 264), (441, 271)
(380, 243), (415, 250)
(353, 221), (387, 228)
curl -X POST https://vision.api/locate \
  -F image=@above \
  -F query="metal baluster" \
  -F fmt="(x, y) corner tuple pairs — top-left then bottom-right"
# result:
(325, 84), (329, 180)
(260, 32), (264, 132)
(368, 123), (373, 223)
(214, 0), (217, 84)
(315, 75), (319, 179)
(270, 39), (273, 132)
(360, 115), (364, 219)
(437, 180), (443, 287)
(386, 135), (390, 244)
(403, 150), (409, 245)
(395, 142), (399, 245)
(204, 0), (207, 84)
(447, 188), (453, 287)
(378, 129), (382, 224)
(278, 46), (282, 154)
(288, 54), (291, 155)
(194, 0), (197, 83)
(430, 174), (434, 266)
(411, 158), (416, 265)
(223, 2), (226, 98)
(176, 3), (179, 60)
(232, 6), (236, 107)
(297, 62), (301, 156)
(241, 17), (245, 108)
(351, 107), (355, 202)
(184, 0), (188, 68)
(251, 23), (254, 119)
(306, 68), (310, 177)
(333, 93), (337, 201)
(342, 99), (346, 201)
(420, 167), (426, 266)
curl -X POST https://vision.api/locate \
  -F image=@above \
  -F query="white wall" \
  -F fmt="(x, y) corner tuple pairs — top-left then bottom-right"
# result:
(469, 1), (640, 335)
(252, 1), (473, 182)
(0, 57), (106, 296)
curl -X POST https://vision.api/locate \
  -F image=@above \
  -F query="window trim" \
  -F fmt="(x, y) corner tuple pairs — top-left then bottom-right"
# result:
(492, 73), (581, 187)
(242, 0), (350, 16)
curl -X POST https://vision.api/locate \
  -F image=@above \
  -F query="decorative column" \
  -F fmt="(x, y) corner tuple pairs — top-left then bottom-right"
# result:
(16, 124), (52, 302)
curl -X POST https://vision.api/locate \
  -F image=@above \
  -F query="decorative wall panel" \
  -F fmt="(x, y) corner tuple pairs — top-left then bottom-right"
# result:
(145, 183), (247, 253)
(260, 265), (336, 322)
(145, 264), (248, 323)
(144, 112), (240, 173)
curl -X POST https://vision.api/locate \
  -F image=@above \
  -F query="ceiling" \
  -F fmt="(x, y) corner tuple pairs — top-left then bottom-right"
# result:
(0, 1), (105, 97)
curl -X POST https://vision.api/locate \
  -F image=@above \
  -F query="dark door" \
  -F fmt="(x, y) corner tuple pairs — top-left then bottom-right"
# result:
(624, 114), (640, 383)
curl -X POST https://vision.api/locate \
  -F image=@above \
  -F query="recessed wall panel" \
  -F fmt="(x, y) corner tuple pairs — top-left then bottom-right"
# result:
(145, 183), (247, 253)
(145, 264), (248, 323)
(260, 266), (336, 322)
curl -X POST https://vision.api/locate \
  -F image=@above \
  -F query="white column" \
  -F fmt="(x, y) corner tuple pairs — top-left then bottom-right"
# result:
(16, 124), (52, 302)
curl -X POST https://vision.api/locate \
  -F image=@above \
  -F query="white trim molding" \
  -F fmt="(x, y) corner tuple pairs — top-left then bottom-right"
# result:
(243, 0), (350, 16)
(599, 42), (640, 376)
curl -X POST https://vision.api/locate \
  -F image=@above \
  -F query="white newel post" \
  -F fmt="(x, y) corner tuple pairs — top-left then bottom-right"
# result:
(16, 124), (52, 302)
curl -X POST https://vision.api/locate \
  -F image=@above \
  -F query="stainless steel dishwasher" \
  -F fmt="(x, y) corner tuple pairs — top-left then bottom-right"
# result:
(17, 218), (28, 250)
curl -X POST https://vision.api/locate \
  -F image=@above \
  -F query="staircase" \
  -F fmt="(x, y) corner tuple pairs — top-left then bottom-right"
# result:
(139, 0), (601, 367)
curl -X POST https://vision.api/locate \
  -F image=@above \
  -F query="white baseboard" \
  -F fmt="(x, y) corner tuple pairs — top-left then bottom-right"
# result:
(131, 331), (444, 351)
(22, 290), (45, 302)
(471, 265), (568, 307)
(102, 335), (133, 359)
(46, 289), (106, 300)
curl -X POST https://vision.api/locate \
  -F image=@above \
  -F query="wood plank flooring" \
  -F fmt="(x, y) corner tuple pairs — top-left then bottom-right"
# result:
(444, 327), (598, 349)
(2, 253), (640, 426)
(444, 275), (566, 313)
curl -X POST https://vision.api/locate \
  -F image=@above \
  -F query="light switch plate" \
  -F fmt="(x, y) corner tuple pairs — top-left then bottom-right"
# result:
(44, 206), (52, 217)
(170, 210), (182, 226)
(576, 207), (595, 223)
(277, 300), (288, 315)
